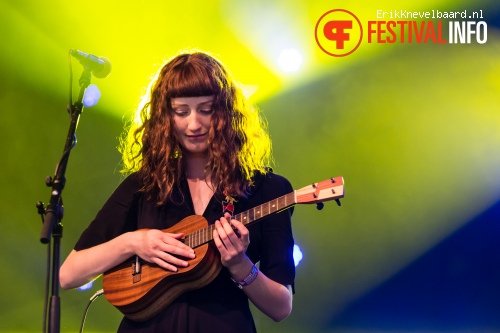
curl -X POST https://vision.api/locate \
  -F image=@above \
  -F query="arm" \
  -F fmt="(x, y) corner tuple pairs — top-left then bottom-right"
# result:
(60, 229), (195, 290)
(224, 251), (293, 322)
(213, 216), (293, 322)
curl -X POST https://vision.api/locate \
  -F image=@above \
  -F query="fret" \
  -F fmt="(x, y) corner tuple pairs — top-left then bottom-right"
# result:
(185, 191), (297, 248)
(207, 225), (213, 243)
(248, 209), (254, 224)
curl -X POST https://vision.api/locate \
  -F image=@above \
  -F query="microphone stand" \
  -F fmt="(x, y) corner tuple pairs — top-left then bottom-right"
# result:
(38, 67), (92, 333)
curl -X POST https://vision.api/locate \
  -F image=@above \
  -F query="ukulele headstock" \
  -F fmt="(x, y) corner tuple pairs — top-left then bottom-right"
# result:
(295, 176), (344, 207)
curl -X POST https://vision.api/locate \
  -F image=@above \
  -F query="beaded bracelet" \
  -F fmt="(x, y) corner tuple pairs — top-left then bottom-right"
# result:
(231, 264), (259, 289)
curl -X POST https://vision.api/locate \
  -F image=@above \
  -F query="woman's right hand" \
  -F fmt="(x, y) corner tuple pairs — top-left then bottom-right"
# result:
(135, 229), (196, 272)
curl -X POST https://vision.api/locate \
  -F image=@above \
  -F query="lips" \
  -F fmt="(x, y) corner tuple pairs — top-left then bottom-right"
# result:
(186, 133), (207, 140)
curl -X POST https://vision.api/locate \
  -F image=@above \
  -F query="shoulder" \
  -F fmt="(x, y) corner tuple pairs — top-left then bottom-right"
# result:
(107, 172), (144, 201)
(120, 172), (143, 189)
(250, 170), (293, 197)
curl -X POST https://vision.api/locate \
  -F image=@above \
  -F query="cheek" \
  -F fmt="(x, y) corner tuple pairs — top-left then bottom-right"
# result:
(204, 116), (213, 129)
(171, 117), (184, 138)
(207, 113), (217, 129)
(207, 116), (216, 142)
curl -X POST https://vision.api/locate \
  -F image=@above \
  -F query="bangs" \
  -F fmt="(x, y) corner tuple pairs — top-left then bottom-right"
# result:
(165, 59), (223, 98)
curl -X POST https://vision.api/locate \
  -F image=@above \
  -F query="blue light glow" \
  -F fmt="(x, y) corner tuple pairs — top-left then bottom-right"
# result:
(83, 84), (101, 107)
(293, 244), (303, 267)
(77, 280), (94, 291)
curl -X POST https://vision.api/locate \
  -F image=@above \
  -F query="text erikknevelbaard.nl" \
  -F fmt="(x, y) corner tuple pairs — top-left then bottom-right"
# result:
(371, 9), (487, 44)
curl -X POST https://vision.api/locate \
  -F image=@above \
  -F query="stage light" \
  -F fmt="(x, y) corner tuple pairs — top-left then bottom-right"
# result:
(277, 48), (303, 73)
(241, 84), (259, 99)
(77, 280), (94, 291)
(293, 244), (303, 267)
(83, 84), (101, 108)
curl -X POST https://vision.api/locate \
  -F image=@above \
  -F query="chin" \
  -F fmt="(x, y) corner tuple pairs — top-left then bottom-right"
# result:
(183, 145), (209, 156)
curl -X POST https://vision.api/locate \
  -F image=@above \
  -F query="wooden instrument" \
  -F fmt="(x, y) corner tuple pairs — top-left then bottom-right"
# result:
(102, 177), (344, 321)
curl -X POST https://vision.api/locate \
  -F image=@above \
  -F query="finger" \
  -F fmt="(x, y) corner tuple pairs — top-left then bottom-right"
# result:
(166, 232), (183, 238)
(162, 233), (196, 258)
(159, 251), (191, 267)
(158, 242), (196, 260)
(152, 256), (185, 272)
(229, 220), (250, 244)
(217, 218), (241, 250)
(214, 220), (230, 245)
(213, 223), (228, 253)
(219, 216), (240, 242)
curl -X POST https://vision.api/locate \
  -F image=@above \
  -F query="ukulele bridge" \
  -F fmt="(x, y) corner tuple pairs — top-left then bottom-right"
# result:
(132, 256), (142, 283)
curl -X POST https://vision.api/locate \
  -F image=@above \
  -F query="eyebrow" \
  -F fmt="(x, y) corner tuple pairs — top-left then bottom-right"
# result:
(171, 100), (214, 108)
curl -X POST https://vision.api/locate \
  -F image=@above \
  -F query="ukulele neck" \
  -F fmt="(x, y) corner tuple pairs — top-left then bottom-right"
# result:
(184, 192), (296, 249)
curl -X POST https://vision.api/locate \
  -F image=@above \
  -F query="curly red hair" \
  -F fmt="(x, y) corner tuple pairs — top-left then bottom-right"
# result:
(120, 51), (272, 205)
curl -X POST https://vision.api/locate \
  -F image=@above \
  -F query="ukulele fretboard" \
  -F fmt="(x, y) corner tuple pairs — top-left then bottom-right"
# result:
(185, 192), (296, 248)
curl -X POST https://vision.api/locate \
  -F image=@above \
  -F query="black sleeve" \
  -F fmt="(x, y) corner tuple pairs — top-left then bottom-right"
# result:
(74, 173), (142, 251)
(251, 172), (296, 292)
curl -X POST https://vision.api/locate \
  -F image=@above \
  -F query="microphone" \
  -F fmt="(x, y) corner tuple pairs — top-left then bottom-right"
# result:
(70, 49), (112, 78)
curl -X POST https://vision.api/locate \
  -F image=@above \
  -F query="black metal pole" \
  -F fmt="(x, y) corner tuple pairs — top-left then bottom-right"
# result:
(40, 67), (92, 333)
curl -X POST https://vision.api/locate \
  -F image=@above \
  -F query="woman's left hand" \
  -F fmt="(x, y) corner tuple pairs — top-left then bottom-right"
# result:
(213, 213), (250, 268)
(213, 214), (293, 322)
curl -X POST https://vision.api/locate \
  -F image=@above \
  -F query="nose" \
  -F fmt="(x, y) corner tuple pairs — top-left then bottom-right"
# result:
(187, 111), (202, 132)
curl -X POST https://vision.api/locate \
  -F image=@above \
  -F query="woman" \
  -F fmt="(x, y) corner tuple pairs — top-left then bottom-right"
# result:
(60, 51), (295, 332)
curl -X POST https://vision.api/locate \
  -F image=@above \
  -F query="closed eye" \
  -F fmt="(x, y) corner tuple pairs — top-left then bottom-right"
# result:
(174, 110), (189, 116)
(199, 109), (213, 115)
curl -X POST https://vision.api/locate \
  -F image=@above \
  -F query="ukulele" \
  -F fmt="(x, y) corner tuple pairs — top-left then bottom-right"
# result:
(102, 176), (344, 321)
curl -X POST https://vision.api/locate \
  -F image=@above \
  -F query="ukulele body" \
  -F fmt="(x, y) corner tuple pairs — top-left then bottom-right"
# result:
(103, 215), (222, 322)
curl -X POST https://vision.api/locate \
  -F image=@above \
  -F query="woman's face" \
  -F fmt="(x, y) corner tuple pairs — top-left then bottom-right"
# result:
(171, 95), (214, 157)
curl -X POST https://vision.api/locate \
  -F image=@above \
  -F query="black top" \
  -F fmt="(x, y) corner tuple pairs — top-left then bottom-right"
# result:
(75, 171), (296, 333)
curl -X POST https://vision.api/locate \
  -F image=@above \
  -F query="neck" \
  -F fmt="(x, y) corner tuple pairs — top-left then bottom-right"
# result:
(183, 152), (210, 180)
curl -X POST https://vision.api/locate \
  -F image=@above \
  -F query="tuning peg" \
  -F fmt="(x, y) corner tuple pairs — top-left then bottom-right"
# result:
(316, 202), (324, 210)
(335, 199), (342, 206)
